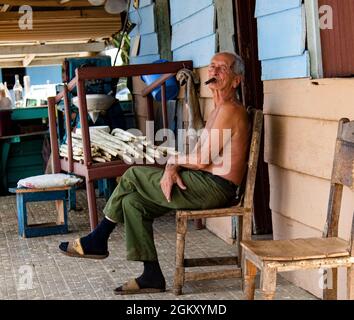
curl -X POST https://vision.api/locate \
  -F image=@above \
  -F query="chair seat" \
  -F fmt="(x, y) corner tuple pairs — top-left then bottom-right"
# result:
(241, 237), (349, 261)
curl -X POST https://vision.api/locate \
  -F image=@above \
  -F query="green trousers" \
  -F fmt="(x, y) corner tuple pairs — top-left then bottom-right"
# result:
(103, 166), (237, 261)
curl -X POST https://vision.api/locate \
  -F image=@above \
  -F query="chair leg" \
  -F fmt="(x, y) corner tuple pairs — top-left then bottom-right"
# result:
(68, 188), (77, 211)
(241, 213), (252, 241)
(347, 265), (354, 300)
(260, 267), (277, 300)
(174, 216), (187, 296)
(236, 216), (243, 268)
(323, 268), (337, 300)
(55, 200), (65, 225)
(86, 179), (98, 231)
(243, 259), (257, 300)
(16, 194), (25, 237)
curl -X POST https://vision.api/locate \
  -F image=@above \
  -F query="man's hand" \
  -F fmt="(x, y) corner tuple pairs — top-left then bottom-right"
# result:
(160, 166), (187, 202)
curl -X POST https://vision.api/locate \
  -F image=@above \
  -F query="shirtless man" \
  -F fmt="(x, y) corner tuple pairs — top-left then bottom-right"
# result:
(59, 52), (250, 295)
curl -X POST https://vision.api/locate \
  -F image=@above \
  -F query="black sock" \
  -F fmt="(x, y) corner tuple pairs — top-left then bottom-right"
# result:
(136, 261), (166, 289)
(80, 217), (116, 254)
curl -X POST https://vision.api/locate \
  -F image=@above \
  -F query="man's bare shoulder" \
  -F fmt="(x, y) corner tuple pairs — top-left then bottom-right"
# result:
(220, 101), (248, 125)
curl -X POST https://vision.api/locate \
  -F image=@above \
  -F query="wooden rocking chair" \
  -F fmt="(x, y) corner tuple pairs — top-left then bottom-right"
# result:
(241, 118), (354, 300)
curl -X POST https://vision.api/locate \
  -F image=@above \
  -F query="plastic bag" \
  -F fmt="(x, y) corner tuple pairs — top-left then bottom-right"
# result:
(17, 173), (82, 189)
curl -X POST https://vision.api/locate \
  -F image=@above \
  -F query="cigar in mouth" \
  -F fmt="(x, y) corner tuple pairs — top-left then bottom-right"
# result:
(204, 77), (217, 85)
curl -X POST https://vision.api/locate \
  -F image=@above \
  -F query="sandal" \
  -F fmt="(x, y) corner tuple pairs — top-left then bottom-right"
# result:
(59, 239), (109, 260)
(113, 279), (165, 295)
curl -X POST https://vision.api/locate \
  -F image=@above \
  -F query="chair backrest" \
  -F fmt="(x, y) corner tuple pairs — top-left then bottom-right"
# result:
(323, 118), (354, 254)
(241, 108), (263, 211)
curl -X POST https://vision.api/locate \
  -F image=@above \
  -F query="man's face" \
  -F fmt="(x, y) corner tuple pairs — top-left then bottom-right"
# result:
(207, 53), (240, 90)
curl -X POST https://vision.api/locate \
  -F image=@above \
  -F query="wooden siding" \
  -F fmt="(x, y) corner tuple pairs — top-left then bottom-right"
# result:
(173, 34), (217, 68)
(268, 165), (329, 231)
(170, 0), (216, 68)
(255, 0), (302, 17)
(261, 52), (310, 80)
(263, 78), (354, 120)
(171, 5), (215, 51)
(318, 0), (354, 77)
(128, 3), (160, 64)
(255, 0), (309, 80)
(170, 0), (213, 25)
(130, 33), (159, 56)
(257, 5), (306, 60)
(129, 4), (156, 37)
(264, 115), (337, 179)
(130, 54), (160, 65)
(264, 78), (354, 299)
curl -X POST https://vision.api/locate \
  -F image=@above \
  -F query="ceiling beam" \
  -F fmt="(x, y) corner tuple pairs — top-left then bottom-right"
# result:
(0, 54), (95, 68)
(0, 42), (105, 55)
(0, 31), (113, 42)
(1, 4), (10, 11)
(22, 54), (35, 67)
(0, 0), (93, 7)
(0, 8), (118, 20)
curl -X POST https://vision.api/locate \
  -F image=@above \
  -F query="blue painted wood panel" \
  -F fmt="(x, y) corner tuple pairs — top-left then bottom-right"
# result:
(129, 4), (155, 37)
(129, 0), (153, 12)
(170, 0), (213, 25)
(171, 5), (215, 51)
(257, 5), (306, 60)
(130, 54), (161, 65)
(261, 51), (310, 80)
(173, 34), (217, 68)
(131, 33), (159, 56)
(255, 0), (302, 17)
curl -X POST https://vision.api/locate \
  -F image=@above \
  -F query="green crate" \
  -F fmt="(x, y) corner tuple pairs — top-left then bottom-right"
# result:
(3, 136), (45, 190)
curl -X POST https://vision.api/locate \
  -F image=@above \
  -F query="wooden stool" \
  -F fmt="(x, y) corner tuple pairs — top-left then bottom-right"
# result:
(9, 186), (70, 238)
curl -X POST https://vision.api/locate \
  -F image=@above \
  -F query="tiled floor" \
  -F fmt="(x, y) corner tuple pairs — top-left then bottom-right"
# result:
(0, 190), (317, 300)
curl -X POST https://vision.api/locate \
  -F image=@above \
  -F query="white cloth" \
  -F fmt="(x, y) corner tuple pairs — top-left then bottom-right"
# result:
(17, 173), (82, 189)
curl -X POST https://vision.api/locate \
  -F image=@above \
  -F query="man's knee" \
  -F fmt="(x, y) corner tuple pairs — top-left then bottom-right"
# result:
(121, 192), (141, 211)
(122, 166), (144, 181)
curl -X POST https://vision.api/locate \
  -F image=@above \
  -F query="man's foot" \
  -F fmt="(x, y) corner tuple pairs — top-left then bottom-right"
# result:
(113, 278), (165, 295)
(114, 260), (166, 294)
(59, 217), (116, 259)
(135, 261), (166, 289)
(59, 239), (109, 259)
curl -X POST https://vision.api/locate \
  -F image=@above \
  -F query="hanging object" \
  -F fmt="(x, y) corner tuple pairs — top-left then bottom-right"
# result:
(88, 0), (106, 5)
(105, 0), (128, 14)
(88, 0), (128, 14)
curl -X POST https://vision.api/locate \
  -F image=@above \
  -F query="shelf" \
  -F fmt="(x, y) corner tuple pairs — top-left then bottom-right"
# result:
(11, 106), (48, 121)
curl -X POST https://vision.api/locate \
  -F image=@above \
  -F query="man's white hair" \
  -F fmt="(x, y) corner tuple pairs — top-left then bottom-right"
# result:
(214, 51), (245, 77)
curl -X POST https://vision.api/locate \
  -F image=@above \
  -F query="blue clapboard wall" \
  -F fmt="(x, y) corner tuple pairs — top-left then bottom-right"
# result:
(170, 0), (216, 68)
(255, 0), (310, 80)
(128, 1), (160, 65)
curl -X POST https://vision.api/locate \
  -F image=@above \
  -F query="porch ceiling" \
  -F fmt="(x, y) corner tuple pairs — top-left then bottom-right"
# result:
(0, 1), (121, 67)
